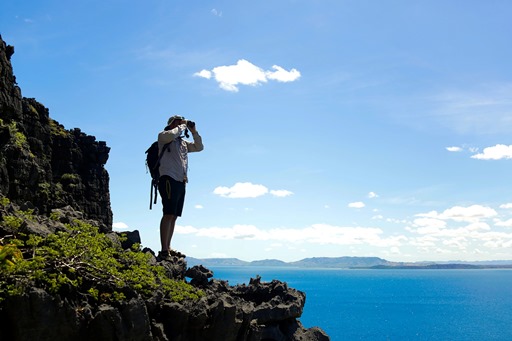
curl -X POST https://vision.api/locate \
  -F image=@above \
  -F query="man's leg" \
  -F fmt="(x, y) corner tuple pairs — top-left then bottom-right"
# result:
(160, 214), (177, 252)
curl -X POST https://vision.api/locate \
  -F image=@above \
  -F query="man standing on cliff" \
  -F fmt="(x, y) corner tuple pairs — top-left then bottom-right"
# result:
(157, 115), (203, 261)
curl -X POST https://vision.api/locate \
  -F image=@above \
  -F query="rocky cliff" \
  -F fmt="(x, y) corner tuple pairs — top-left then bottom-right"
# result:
(0, 36), (329, 341)
(0, 36), (112, 230)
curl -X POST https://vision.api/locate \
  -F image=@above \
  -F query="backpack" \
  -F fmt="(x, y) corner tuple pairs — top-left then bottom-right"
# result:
(145, 141), (171, 209)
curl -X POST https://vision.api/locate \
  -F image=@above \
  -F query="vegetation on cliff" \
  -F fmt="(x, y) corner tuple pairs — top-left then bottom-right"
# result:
(0, 197), (203, 304)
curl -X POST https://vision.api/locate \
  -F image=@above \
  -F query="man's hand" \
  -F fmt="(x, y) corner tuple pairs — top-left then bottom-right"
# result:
(189, 124), (198, 134)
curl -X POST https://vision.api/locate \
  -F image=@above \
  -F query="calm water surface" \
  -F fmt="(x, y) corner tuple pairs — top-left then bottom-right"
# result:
(210, 267), (512, 341)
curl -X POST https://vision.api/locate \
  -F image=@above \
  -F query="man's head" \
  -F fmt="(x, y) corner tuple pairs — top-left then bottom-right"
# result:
(167, 115), (185, 127)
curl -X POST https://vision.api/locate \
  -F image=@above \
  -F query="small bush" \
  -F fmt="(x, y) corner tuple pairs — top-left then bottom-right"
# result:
(1, 215), (23, 231)
(49, 119), (69, 137)
(0, 220), (203, 303)
(49, 211), (61, 221)
(0, 196), (10, 207)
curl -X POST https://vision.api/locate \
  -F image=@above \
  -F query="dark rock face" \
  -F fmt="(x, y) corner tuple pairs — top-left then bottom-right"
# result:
(0, 35), (112, 229)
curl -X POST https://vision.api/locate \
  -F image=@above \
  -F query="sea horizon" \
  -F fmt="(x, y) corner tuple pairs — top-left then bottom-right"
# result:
(186, 255), (512, 269)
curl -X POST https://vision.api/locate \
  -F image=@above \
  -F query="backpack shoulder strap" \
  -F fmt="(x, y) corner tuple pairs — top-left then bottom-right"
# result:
(149, 141), (173, 210)
(154, 141), (173, 171)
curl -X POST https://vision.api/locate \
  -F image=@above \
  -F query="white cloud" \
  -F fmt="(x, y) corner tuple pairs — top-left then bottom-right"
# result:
(446, 146), (462, 152)
(178, 201), (512, 258)
(417, 205), (497, 223)
(414, 225), (444, 235)
(389, 246), (401, 254)
(176, 225), (199, 234)
(194, 204), (204, 209)
(465, 222), (491, 231)
(213, 182), (293, 199)
(495, 219), (512, 228)
(194, 59), (300, 92)
(413, 217), (447, 229)
(195, 224), (262, 240)
(471, 144), (512, 160)
(270, 189), (294, 197)
(405, 203), (512, 255)
(214, 182), (268, 198)
(266, 65), (301, 82)
(194, 69), (211, 79)
(410, 236), (438, 247)
(112, 222), (129, 230)
(368, 192), (379, 198)
(500, 203), (512, 209)
(442, 237), (468, 250)
(442, 205), (498, 222)
(348, 201), (365, 208)
(182, 223), (405, 247)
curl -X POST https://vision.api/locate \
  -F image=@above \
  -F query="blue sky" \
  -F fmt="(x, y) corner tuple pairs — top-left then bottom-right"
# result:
(2, 1), (512, 262)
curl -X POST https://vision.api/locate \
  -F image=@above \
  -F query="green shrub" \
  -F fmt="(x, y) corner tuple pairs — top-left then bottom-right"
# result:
(0, 243), (23, 270)
(0, 196), (10, 207)
(19, 209), (36, 222)
(49, 211), (61, 221)
(27, 104), (39, 118)
(5, 122), (33, 157)
(13, 132), (27, 149)
(60, 173), (80, 186)
(49, 119), (69, 137)
(1, 215), (23, 231)
(0, 220), (203, 303)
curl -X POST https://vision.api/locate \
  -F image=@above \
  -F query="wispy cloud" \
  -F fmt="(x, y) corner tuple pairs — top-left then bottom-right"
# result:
(211, 9), (222, 17)
(269, 189), (294, 197)
(445, 145), (479, 154)
(15, 16), (34, 24)
(430, 83), (512, 134)
(213, 182), (293, 198)
(194, 59), (301, 92)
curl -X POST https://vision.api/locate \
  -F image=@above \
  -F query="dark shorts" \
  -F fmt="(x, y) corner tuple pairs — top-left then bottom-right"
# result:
(158, 176), (186, 216)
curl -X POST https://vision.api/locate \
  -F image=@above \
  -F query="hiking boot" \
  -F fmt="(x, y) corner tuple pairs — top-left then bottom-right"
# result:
(157, 250), (172, 261)
(170, 249), (186, 258)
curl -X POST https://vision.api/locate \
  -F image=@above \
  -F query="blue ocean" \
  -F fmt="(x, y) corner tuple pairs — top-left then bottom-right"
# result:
(210, 267), (512, 341)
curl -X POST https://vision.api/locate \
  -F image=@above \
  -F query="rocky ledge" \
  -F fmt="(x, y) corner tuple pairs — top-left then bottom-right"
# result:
(0, 204), (328, 341)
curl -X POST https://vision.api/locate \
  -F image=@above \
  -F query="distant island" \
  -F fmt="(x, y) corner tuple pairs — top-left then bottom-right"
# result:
(186, 256), (512, 269)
